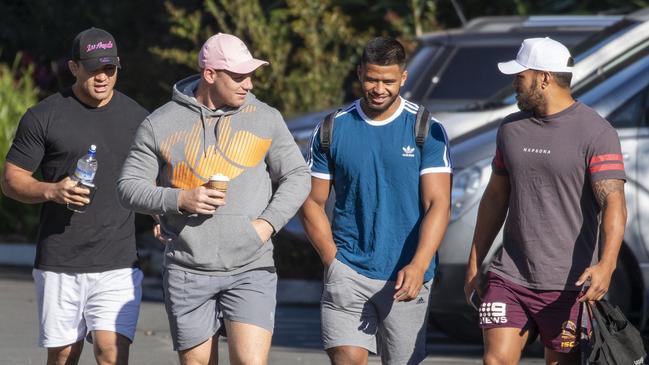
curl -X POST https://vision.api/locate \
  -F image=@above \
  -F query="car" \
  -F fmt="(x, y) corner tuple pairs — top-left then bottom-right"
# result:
(282, 10), (649, 245)
(287, 14), (623, 157)
(429, 32), (649, 342)
(434, 7), (649, 140)
(400, 14), (622, 113)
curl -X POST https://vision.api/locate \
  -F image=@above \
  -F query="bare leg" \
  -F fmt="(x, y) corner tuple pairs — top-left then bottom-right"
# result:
(225, 320), (272, 365)
(46, 340), (84, 365)
(92, 330), (131, 365)
(326, 346), (369, 365)
(178, 335), (219, 365)
(545, 348), (580, 365)
(483, 327), (530, 365)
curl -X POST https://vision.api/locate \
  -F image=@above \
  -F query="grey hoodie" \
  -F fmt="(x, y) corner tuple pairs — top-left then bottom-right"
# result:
(117, 75), (310, 275)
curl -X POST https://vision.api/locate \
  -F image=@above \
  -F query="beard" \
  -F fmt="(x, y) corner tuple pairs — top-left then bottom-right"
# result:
(362, 92), (400, 114)
(516, 78), (545, 112)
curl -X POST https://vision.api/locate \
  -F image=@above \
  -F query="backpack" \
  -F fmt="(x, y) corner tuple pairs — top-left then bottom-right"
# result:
(580, 299), (646, 365)
(319, 104), (432, 155)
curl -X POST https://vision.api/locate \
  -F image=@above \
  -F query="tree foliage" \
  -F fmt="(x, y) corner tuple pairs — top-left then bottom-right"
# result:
(0, 0), (646, 252)
(0, 0), (173, 110)
(336, 0), (440, 39)
(434, 0), (648, 28)
(151, 0), (371, 116)
(0, 54), (40, 240)
(0, 55), (38, 159)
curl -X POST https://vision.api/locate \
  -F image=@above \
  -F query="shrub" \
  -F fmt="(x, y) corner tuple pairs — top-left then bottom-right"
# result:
(0, 53), (40, 241)
(151, 0), (371, 117)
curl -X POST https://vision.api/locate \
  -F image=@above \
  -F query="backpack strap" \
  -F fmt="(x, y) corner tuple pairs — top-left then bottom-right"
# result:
(414, 104), (431, 148)
(320, 109), (339, 156)
(322, 105), (429, 152)
(579, 301), (593, 362)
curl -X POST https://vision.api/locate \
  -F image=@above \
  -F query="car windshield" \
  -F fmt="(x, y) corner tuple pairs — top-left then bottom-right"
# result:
(401, 45), (438, 99)
(470, 19), (641, 110)
(424, 46), (518, 100)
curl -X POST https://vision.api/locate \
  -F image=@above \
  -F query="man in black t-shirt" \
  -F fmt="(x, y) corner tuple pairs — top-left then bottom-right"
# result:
(464, 38), (627, 364)
(1, 28), (148, 365)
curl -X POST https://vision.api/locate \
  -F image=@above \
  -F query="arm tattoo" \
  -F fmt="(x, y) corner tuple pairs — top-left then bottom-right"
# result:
(592, 179), (625, 209)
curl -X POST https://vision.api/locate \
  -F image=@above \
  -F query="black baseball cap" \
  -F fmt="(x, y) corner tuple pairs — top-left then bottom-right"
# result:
(71, 27), (121, 71)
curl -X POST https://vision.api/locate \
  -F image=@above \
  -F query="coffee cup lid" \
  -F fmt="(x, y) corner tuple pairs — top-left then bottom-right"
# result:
(210, 174), (229, 182)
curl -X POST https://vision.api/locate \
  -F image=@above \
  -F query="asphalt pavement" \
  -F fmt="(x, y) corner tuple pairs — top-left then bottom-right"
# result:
(0, 265), (549, 364)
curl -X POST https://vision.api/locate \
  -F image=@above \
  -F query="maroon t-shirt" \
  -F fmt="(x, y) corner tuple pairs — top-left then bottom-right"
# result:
(489, 101), (626, 290)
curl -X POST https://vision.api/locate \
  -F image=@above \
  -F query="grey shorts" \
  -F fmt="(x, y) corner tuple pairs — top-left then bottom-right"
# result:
(321, 259), (433, 365)
(163, 268), (277, 351)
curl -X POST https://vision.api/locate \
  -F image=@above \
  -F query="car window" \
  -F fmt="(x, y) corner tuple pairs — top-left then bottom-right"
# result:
(578, 53), (649, 126)
(402, 45), (438, 100)
(571, 19), (638, 62)
(607, 90), (646, 128)
(422, 46), (516, 100)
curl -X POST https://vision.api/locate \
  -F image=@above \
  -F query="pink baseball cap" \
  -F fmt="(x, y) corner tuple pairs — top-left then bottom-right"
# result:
(198, 33), (269, 74)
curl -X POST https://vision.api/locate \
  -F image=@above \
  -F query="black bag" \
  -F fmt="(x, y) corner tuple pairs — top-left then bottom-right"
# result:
(581, 299), (646, 365)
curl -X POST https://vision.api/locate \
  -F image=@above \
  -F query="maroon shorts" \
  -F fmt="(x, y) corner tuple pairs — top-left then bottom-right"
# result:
(478, 271), (587, 353)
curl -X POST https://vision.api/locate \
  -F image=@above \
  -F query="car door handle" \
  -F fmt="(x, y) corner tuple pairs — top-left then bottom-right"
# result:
(623, 153), (630, 160)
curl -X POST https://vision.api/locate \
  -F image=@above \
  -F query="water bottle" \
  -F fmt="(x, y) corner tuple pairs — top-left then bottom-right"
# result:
(67, 145), (98, 213)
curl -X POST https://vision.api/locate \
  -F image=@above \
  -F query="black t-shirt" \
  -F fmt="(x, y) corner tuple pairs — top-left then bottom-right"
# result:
(6, 89), (149, 272)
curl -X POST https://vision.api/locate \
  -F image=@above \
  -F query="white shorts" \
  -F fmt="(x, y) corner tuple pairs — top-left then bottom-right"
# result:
(33, 267), (143, 348)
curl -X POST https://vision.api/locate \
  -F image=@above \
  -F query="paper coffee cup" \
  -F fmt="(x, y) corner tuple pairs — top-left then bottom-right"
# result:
(207, 173), (229, 193)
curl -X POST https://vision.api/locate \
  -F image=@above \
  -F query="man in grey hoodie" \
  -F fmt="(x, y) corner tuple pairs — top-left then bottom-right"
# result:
(117, 33), (310, 365)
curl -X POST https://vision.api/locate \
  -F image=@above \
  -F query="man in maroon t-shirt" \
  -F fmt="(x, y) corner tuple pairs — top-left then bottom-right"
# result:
(464, 37), (627, 364)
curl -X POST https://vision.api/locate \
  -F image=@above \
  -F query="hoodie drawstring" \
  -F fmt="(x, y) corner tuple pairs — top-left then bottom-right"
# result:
(199, 109), (207, 158)
(200, 108), (225, 159)
(214, 114), (223, 155)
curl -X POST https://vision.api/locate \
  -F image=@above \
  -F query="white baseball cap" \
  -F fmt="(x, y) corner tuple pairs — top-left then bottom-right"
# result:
(198, 33), (268, 74)
(498, 37), (573, 75)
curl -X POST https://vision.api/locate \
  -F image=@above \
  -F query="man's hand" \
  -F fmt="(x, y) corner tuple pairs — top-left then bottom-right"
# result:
(46, 177), (91, 206)
(322, 250), (337, 269)
(464, 268), (482, 306)
(394, 263), (426, 302)
(151, 215), (172, 244)
(251, 219), (274, 243)
(178, 186), (225, 215)
(580, 178), (625, 302)
(152, 224), (172, 244)
(576, 262), (616, 302)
